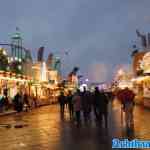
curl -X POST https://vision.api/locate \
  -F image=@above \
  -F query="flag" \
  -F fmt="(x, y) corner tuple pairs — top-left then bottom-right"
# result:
(37, 47), (44, 62)
(136, 29), (141, 37)
(136, 30), (147, 48)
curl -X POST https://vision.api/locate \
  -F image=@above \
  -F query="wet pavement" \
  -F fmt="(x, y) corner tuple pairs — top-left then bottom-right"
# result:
(0, 101), (149, 150)
(111, 100), (150, 140)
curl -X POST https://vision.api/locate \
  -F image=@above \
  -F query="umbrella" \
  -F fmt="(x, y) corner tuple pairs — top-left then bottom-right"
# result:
(116, 88), (135, 125)
(117, 88), (135, 103)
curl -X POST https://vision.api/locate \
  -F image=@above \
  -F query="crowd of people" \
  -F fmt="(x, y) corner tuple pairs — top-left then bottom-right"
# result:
(58, 87), (113, 128)
(58, 86), (135, 129)
(0, 86), (136, 130)
(0, 89), (37, 113)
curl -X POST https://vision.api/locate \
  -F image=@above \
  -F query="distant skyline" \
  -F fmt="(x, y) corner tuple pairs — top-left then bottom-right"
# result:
(0, 0), (150, 82)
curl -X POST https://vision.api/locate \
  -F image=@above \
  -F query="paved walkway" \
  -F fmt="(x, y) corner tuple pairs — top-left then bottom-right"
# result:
(0, 101), (149, 150)
(110, 100), (150, 140)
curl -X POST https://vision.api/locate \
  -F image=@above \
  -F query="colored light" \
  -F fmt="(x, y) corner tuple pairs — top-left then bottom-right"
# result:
(18, 65), (22, 70)
(19, 58), (22, 62)
(85, 78), (89, 82)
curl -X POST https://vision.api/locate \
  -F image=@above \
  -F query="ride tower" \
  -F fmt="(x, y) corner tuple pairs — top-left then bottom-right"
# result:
(11, 27), (24, 60)
(53, 56), (61, 75)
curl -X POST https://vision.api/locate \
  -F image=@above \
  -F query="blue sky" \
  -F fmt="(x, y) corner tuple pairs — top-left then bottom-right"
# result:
(0, 0), (150, 82)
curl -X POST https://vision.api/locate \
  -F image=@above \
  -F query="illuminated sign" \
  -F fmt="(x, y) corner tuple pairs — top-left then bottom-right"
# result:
(140, 52), (150, 73)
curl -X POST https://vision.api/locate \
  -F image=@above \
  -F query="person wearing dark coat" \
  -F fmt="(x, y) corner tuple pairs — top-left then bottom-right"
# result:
(13, 93), (23, 112)
(99, 90), (109, 128)
(67, 91), (74, 119)
(58, 91), (66, 116)
(93, 87), (101, 121)
(93, 87), (109, 128)
(81, 87), (92, 123)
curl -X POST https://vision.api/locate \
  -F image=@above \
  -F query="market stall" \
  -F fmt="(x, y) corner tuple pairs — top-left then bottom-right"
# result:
(0, 71), (32, 102)
(131, 76), (150, 107)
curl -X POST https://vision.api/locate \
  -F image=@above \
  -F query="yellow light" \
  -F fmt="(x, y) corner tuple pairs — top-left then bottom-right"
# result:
(18, 65), (22, 70)
(118, 69), (124, 76)
(0, 76), (30, 82)
(3, 50), (7, 55)
(11, 57), (13, 61)
(32, 66), (40, 69)
(8, 57), (11, 63)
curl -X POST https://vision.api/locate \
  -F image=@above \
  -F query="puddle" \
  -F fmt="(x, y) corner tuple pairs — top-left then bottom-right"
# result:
(14, 124), (28, 128)
(0, 123), (28, 129)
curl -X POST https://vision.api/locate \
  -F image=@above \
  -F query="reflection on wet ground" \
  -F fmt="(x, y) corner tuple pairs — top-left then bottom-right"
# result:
(0, 101), (149, 150)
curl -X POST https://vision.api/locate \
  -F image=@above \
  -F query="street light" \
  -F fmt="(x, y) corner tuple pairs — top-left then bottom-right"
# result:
(18, 65), (22, 70)
(15, 57), (18, 61)
(85, 78), (89, 82)
(2, 50), (7, 56)
(18, 58), (22, 62)
(10, 57), (13, 62)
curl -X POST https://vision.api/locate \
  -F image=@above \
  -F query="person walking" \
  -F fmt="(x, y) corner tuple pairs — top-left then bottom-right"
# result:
(81, 87), (92, 123)
(58, 91), (66, 117)
(67, 90), (74, 119)
(93, 87), (109, 128)
(99, 89), (109, 128)
(13, 92), (23, 112)
(73, 89), (82, 127)
(117, 87), (135, 129)
(3, 89), (9, 111)
(93, 87), (101, 121)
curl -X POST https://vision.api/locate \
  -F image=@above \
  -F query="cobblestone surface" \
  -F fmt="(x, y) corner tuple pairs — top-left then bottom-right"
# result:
(0, 101), (149, 150)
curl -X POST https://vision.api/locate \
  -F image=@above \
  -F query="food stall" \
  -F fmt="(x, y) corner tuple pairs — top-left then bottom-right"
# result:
(131, 76), (150, 107)
(0, 71), (32, 102)
(134, 52), (150, 108)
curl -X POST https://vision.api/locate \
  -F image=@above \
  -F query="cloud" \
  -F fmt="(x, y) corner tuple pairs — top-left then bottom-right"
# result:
(1, 0), (150, 81)
(87, 62), (111, 82)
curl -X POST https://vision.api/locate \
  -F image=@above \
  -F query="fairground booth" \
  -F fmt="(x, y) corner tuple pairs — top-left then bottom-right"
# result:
(132, 51), (150, 108)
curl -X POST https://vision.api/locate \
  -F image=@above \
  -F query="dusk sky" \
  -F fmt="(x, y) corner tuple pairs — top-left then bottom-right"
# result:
(0, 0), (150, 82)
